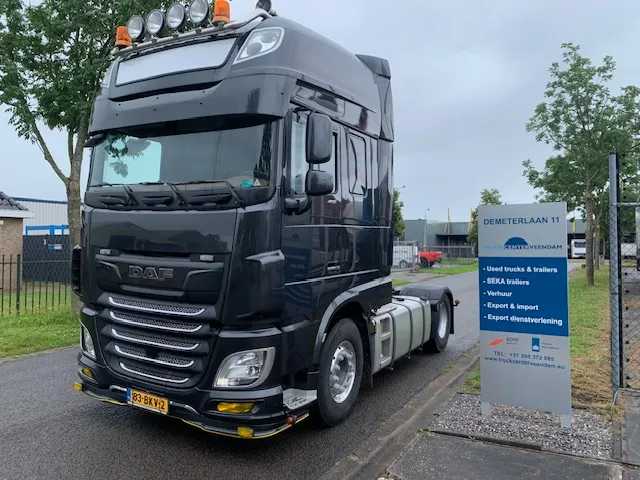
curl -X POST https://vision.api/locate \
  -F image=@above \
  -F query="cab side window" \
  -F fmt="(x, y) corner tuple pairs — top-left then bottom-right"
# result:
(289, 115), (308, 196)
(348, 133), (367, 195)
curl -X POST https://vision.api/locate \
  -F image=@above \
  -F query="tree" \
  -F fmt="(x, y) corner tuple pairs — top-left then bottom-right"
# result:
(392, 189), (406, 239)
(0, 0), (157, 245)
(525, 43), (640, 286)
(467, 188), (503, 251)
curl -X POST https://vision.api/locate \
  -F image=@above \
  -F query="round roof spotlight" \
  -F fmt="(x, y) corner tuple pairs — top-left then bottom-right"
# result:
(188, 0), (210, 26)
(146, 9), (165, 36)
(166, 3), (186, 30)
(126, 15), (145, 42)
(256, 0), (272, 12)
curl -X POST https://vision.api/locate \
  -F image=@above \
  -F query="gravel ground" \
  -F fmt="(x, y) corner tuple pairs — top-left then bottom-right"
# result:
(430, 393), (613, 460)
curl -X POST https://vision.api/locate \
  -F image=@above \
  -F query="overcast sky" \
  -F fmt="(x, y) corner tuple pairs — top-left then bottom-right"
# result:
(2, 0), (640, 220)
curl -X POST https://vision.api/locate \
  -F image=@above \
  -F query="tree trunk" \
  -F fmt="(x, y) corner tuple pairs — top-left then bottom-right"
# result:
(594, 217), (600, 270)
(585, 197), (595, 286)
(66, 125), (87, 247)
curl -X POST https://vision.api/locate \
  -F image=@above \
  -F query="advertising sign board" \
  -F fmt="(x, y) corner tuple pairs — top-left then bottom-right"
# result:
(478, 202), (571, 426)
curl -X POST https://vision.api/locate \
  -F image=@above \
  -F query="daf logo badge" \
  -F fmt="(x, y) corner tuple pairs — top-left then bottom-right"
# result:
(128, 266), (174, 281)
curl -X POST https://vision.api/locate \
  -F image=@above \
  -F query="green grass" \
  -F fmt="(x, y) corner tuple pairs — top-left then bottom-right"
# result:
(0, 308), (79, 359)
(460, 267), (611, 411)
(422, 259), (479, 276)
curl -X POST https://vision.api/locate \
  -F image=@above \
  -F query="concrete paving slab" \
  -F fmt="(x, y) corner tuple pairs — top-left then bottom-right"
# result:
(388, 433), (611, 480)
(623, 392), (640, 466)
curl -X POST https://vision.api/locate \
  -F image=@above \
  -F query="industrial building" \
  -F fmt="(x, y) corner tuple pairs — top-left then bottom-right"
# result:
(13, 197), (68, 235)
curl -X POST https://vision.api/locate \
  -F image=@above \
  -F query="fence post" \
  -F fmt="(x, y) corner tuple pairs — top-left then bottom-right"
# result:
(609, 152), (622, 391)
(15, 254), (21, 315)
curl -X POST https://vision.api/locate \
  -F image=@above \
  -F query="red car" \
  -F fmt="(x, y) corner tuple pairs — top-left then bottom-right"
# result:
(418, 250), (443, 268)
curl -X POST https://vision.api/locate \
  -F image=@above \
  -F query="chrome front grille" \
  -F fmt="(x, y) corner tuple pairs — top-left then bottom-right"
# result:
(108, 295), (206, 316)
(99, 293), (214, 388)
(109, 310), (204, 333)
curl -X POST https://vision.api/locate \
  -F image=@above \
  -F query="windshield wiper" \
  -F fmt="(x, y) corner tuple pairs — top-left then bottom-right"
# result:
(173, 180), (246, 208)
(89, 182), (126, 188)
(136, 181), (188, 206)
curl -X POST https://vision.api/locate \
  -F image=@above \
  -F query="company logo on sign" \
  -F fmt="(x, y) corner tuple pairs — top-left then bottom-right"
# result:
(504, 237), (529, 250)
(532, 337), (541, 352)
(489, 337), (505, 348)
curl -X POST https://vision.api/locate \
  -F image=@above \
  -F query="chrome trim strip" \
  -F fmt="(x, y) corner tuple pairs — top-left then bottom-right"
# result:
(111, 327), (200, 352)
(115, 345), (195, 369)
(108, 296), (205, 317)
(284, 224), (390, 230)
(119, 362), (190, 384)
(109, 311), (203, 333)
(285, 269), (379, 287)
(169, 401), (198, 415)
(110, 385), (128, 393)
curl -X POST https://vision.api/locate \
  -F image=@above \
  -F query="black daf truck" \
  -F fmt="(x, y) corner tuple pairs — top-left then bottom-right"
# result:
(74, 4), (454, 439)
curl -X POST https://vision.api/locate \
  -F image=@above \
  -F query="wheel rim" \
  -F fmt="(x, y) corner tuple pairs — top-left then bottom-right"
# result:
(437, 303), (449, 339)
(329, 340), (357, 404)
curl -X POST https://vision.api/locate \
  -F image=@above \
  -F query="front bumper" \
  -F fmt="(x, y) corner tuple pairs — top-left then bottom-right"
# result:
(77, 353), (310, 439)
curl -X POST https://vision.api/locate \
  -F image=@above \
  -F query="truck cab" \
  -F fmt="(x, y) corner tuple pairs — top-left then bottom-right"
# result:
(74, 6), (454, 439)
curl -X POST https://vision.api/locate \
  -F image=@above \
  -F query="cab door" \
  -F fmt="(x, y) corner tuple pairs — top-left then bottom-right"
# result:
(282, 110), (341, 286)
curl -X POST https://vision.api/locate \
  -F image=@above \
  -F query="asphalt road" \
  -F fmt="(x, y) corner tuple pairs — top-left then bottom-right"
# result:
(0, 272), (479, 480)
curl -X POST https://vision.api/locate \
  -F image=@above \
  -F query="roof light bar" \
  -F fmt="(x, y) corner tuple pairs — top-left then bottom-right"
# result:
(146, 9), (165, 36)
(167, 3), (186, 30)
(188, 0), (210, 26)
(126, 15), (145, 41)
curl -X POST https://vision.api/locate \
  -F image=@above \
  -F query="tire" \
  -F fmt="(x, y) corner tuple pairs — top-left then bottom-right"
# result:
(426, 294), (452, 353)
(313, 318), (364, 427)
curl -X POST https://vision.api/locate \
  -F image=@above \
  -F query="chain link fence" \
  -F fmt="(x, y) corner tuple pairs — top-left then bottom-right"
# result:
(0, 235), (72, 317)
(610, 152), (640, 391)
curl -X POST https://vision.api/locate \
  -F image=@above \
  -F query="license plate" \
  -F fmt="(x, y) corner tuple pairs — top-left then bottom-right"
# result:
(127, 388), (169, 415)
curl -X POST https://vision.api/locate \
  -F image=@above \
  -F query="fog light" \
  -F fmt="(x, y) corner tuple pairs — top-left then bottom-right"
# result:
(237, 426), (254, 439)
(81, 367), (95, 380)
(217, 402), (255, 414)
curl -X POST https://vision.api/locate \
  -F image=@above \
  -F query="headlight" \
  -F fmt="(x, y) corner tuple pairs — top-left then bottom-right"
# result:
(214, 348), (275, 389)
(146, 9), (165, 36)
(167, 3), (186, 30)
(234, 27), (284, 65)
(81, 325), (96, 360)
(188, 0), (210, 26)
(127, 15), (145, 41)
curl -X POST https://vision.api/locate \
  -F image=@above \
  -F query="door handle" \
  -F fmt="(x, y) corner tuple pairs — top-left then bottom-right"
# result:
(327, 264), (341, 274)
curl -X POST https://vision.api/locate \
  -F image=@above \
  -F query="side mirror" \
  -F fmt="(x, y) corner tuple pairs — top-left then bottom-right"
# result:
(306, 170), (334, 196)
(306, 113), (332, 165)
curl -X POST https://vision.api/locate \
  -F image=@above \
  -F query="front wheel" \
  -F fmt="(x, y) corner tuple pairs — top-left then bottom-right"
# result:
(313, 318), (363, 427)
(426, 295), (452, 352)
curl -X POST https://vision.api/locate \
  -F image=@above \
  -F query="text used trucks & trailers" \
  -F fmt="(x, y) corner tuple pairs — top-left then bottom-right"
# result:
(73, 1), (455, 439)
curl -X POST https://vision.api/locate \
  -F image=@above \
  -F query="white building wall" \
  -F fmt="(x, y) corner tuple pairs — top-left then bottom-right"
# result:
(13, 198), (68, 235)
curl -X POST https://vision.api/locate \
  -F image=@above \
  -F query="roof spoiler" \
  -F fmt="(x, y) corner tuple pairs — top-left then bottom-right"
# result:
(356, 55), (391, 79)
(356, 54), (394, 141)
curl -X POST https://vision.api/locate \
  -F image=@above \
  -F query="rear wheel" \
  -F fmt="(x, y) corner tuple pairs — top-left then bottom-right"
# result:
(426, 295), (451, 352)
(313, 318), (363, 427)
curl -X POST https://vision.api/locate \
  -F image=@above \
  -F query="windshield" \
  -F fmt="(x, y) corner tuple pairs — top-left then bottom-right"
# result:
(89, 122), (275, 189)
(574, 241), (586, 248)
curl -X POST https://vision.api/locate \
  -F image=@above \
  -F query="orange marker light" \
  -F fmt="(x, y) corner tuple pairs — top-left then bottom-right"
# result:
(115, 26), (132, 48)
(213, 0), (230, 26)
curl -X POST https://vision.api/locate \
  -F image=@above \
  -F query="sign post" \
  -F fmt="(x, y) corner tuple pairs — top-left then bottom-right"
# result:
(478, 202), (571, 428)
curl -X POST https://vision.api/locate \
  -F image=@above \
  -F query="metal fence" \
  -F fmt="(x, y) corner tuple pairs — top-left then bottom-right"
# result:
(393, 241), (419, 270)
(609, 152), (640, 391)
(0, 237), (72, 317)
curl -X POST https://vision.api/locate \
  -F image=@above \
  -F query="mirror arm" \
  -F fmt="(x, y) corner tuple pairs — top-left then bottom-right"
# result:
(284, 196), (310, 215)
